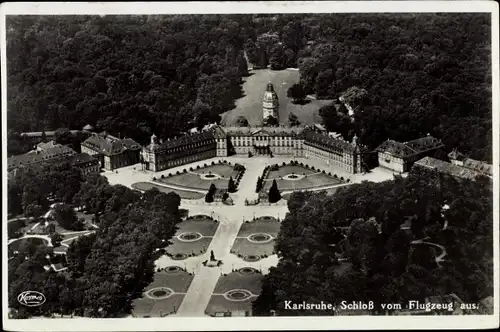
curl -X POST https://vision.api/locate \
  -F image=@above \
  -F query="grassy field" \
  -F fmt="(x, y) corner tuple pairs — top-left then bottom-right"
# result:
(192, 164), (238, 178)
(131, 182), (205, 199)
(282, 185), (345, 200)
(267, 165), (317, 179)
(163, 218), (220, 258)
(220, 68), (332, 126)
(206, 271), (264, 316)
(230, 218), (281, 258)
(174, 218), (219, 237)
(132, 270), (194, 317)
(157, 173), (228, 191)
(236, 218), (281, 238)
(263, 172), (342, 192)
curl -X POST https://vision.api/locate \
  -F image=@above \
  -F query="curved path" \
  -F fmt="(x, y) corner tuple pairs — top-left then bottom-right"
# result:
(411, 239), (447, 267)
(8, 234), (53, 247)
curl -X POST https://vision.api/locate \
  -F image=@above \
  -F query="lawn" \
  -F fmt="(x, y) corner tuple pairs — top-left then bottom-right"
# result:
(220, 68), (332, 126)
(174, 218), (219, 236)
(282, 186), (344, 200)
(131, 182), (205, 199)
(206, 270), (264, 316)
(9, 237), (48, 252)
(230, 217), (281, 259)
(157, 173), (229, 191)
(263, 172), (342, 192)
(267, 165), (317, 178)
(132, 270), (194, 317)
(162, 217), (220, 258)
(236, 217), (281, 237)
(192, 164), (238, 179)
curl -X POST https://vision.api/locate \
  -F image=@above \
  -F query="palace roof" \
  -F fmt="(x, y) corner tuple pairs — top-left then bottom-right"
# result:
(145, 130), (216, 153)
(413, 156), (484, 180)
(221, 126), (305, 137)
(462, 158), (493, 177)
(82, 133), (141, 156)
(8, 145), (76, 170)
(302, 128), (360, 153)
(376, 135), (444, 158)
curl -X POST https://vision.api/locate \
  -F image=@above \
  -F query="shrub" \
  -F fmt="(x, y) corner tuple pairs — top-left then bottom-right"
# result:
(152, 177), (157, 181)
(334, 174), (338, 178)
(176, 171), (180, 175)
(340, 176), (344, 181)
(328, 172), (331, 176)
(347, 179), (350, 182)
(161, 174), (165, 179)
(204, 163), (207, 167)
(223, 160), (227, 164)
(282, 162), (286, 166)
(183, 169), (187, 173)
(211, 161), (215, 165)
(322, 170), (326, 174)
(189, 167), (193, 171)
(197, 165), (200, 169)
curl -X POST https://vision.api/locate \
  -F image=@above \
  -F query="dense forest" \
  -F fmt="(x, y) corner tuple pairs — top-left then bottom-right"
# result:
(244, 14), (492, 162)
(8, 166), (182, 318)
(7, 14), (492, 161)
(253, 169), (493, 315)
(7, 15), (252, 147)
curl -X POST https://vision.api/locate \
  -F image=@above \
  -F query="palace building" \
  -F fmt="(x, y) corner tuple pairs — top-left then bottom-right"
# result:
(141, 82), (367, 174)
(142, 124), (366, 174)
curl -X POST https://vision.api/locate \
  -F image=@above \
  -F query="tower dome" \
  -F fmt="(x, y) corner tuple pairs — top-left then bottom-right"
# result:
(262, 82), (279, 125)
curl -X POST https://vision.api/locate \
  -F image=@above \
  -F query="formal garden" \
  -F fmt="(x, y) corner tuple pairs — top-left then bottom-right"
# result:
(153, 160), (246, 192)
(132, 268), (194, 317)
(230, 216), (280, 262)
(259, 161), (346, 193)
(131, 182), (205, 200)
(162, 215), (220, 260)
(205, 268), (263, 316)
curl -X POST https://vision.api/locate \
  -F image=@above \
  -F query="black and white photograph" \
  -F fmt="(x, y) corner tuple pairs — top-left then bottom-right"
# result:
(1, 1), (498, 331)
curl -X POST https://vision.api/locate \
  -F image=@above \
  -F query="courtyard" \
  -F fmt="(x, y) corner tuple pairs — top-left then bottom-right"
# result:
(220, 68), (332, 126)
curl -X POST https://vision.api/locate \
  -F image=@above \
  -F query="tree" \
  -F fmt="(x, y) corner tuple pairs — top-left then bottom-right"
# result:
(268, 179), (282, 203)
(256, 176), (263, 192)
(50, 232), (64, 247)
(287, 83), (307, 104)
(236, 116), (249, 127)
(288, 113), (301, 127)
(263, 115), (278, 127)
(46, 223), (56, 234)
(53, 204), (83, 231)
(227, 176), (236, 193)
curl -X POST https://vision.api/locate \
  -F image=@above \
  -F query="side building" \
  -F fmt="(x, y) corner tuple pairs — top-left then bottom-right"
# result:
(375, 135), (445, 173)
(7, 144), (99, 175)
(142, 131), (217, 172)
(413, 156), (492, 182)
(81, 132), (141, 171)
